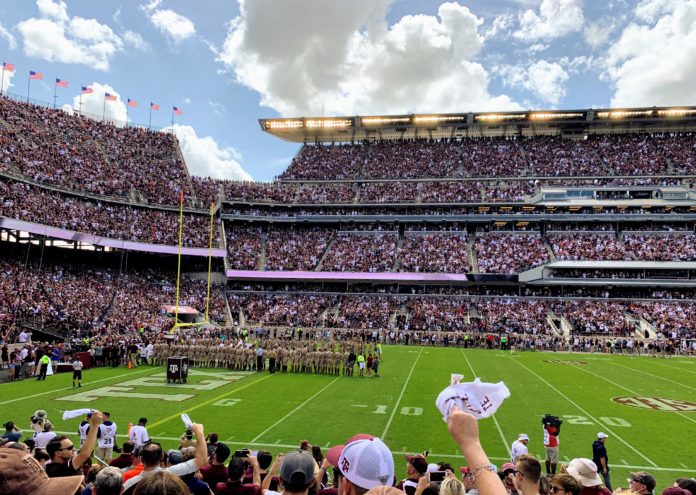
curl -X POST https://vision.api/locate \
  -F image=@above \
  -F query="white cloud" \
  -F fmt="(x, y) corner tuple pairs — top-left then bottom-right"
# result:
(497, 60), (569, 105)
(583, 17), (617, 48)
(208, 101), (226, 116)
(123, 30), (150, 51)
(634, 0), (679, 22)
(168, 124), (252, 181)
(217, 0), (519, 117)
(0, 22), (17, 50)
(515, 0), (584, 41)
(485, 13), (514, 39)
(17, 0), (124, 70)
(141, 1), (195, 44)
(605, 0), (696, 107)
(68, 82), (128, 125)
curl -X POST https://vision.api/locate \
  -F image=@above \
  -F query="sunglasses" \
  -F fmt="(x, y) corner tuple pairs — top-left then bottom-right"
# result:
(59, 445), (75, 451)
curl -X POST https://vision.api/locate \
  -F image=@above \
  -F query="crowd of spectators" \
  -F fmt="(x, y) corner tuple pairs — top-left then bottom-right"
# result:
(398, 234), (470, 273)
(359, 182), (418, 203)
(226, 226), (262, 270)
(475, 234), (550, 274)
(0, 96), (191, 206)
(321, 233), (398, 272)
(265, 228), (332, 271)
(550, 234), (696, 261)
(0, 178), (216, 247)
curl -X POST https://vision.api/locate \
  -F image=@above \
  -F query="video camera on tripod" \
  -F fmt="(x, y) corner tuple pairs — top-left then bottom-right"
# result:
(542, 414), (563, 434)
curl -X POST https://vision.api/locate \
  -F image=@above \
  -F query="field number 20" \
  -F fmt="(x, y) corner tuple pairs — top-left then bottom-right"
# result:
(565, 415), (631, 427)
(373, 405), (423, 416)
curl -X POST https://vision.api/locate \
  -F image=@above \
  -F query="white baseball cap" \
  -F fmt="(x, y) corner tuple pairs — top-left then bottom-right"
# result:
(597, 432), (608, 439)
(338, 438), (395, 490)
(567, 458), (602, 487)
(518, 434), (529, 441)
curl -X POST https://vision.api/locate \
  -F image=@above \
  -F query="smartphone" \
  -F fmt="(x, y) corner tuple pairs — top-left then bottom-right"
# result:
(234, 449), (250, 457)
(429, 471), (446, 484)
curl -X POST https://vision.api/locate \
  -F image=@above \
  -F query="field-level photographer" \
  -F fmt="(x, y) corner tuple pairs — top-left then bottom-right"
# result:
(542, 415), (562, 475)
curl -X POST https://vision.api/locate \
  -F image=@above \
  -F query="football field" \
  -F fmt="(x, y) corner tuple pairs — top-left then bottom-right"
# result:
(1, 346), (695, 488)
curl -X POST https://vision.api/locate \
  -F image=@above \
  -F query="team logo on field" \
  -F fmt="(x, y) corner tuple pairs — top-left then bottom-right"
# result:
(612, 397), (696, 412)
(543, 360), (588, 365)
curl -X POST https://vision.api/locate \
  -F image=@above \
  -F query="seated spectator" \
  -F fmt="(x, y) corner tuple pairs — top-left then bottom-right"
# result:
(133, 471), (190, 495)
(94, 466), (124, 495)
(110, 440), (136, 469)
(550, 474), (580, 495)
(566, 459), (611, 495)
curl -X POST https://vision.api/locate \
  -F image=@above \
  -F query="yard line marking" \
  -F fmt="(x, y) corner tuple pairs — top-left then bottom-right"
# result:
(381, 348), (423, 439)
(621, 459), (628, 464)
(51, 432), (696, 473)
(0, 367), (155, 405)
(275, 440), (282, 444)
(148, 373), (272, 429)
(505, 355), (657, 467)
(461, 349), (510, 455)
(649, 361), (696, 376)
(606, 361), (696, 392)
(681, 463), (689, 469)
(571, 363), (696, 425)
(251, 376), (340, 442)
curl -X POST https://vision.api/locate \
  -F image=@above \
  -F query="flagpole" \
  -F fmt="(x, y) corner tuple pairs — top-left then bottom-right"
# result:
(102, 97), (106, 121)
(148, 105), (152, 129)
(53, 80), (57, 109)
(171, 107), (174, 132)
(27, 74), (31, 103)
(79, 93), (83, 115)
(126, 98), (129, 127)
(1, 65), (5, 95)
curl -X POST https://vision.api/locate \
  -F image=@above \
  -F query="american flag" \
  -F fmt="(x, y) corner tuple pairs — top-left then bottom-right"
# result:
(150, 102), (160, 111)
(55, 78), (68, 88)
(104, 93), (117, 101)
(127, 98), (137, 108)
(29, 70), (43, 80)
(81, 86), (93, 94)
(2, 62), (14, 72)
(173, 106), (183, 116)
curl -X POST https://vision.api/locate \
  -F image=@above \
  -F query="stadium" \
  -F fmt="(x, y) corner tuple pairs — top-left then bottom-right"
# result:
(1, 2), (696, 495)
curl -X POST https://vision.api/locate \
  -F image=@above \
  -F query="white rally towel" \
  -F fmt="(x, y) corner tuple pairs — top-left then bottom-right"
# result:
(62, 409), (93, 421)
(436, 376), (511, 421)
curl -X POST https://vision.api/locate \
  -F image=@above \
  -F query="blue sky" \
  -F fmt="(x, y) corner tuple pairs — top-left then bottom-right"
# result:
(0, 0), (694, 181)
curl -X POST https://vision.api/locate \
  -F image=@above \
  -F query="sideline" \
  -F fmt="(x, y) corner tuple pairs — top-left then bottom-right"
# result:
(0, 367), (155, 406)
(505, 354), (658, 467)
(250, 376), (341, 442)
(381, 347), (423, 439)
(460, 349), (510, 455)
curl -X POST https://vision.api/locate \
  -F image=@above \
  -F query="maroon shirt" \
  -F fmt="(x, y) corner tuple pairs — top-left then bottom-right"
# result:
(215, 481), (261, 495)
(109, 454), (134, 469)
(200, 463), (229, 489)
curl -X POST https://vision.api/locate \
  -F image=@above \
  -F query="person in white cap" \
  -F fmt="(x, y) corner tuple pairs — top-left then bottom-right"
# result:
(325, 434), (395, 495)
(510, 434), (529, 463)
(591, 433), (611, 491)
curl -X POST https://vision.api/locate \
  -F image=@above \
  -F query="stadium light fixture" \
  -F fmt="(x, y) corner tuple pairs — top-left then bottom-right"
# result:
(413, 115), (467, 123)
(475, 113), (525, 122)
(528, 112), (584, 120)
(305, 119), (352, 129)
(264, 120), (303, 130)
(361, 116), (410, 126)
(595, 110), (653, 119)
(657, 108), (696, 117)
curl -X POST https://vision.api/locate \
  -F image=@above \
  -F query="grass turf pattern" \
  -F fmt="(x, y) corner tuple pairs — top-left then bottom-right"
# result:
(1, 346), (694, 489)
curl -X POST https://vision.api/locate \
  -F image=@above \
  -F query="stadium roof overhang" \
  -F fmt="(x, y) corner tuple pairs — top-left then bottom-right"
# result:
(259, 106), (696, 143)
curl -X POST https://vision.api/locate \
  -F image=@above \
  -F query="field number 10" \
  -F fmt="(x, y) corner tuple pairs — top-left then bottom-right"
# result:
(565, 415), (632, 427)
(373, 405), (423, 416)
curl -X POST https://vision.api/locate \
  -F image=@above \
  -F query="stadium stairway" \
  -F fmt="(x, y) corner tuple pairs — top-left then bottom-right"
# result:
(467, 235), (479, 273)
(625, 312), (657, 339)
(315, 234), (337, 271)
(392, 232), (405, 271)
(257, 231), (268, 270)
(543, 236), (557, 261)
(173, 141), (198, 206)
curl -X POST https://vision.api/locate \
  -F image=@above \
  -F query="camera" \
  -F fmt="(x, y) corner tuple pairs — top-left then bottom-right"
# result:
(234, 449), (251, 458)
(429, 471), (446, 484)
(542, 414), (563, 434)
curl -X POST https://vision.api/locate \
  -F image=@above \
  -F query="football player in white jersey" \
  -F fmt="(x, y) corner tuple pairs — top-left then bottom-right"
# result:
(78, 413), (91, 448)
(96, 412), (117, 462)
(129, 417), (150, 448)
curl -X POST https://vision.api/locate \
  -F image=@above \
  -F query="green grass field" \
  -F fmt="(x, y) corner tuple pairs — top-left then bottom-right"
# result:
(2, 346), (695, 489)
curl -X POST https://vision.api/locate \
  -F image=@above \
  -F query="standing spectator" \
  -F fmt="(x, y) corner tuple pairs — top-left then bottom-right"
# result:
(46, 411), (103, 477)
(2, 421), (22, 442)
(566, 459), (610, 495)
(130, 418), (151, 448)
(200, 442), (231, 488)
(591, 433), (611, 491)
(399, 454), (428, 495)
(0, 448), (84, 495)
(215, 453), (262, 495)
(511, 434), (529, 463)
(110, 440), (135, 469)
(514, 455), (541, 495)
(96, 412), (117, 462)
(549, 474), (580, 495)
(278, 450), (316, 495)
(34, 421), (56, 450)
(132, 471), (190, 495)
(628, 472), (656, 495)
(94, 466), (123, 495)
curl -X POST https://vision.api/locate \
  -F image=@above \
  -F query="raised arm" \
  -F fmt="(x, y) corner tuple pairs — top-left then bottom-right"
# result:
(447, 405), (507, 495)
